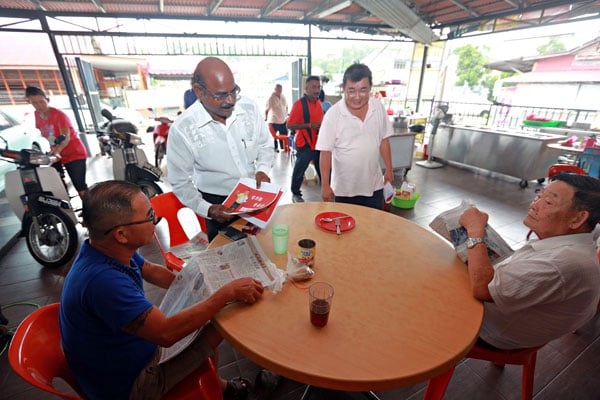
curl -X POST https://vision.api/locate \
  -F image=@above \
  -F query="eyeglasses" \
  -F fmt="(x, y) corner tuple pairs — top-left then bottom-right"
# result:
(346, 88), (370, 98)
(103, 208), (157, 235)
(199, 84), (241, 102)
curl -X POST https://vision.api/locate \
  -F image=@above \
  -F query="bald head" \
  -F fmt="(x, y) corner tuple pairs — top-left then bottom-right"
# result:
(192, 57), (233, 89)
(191, 57), (238, 124)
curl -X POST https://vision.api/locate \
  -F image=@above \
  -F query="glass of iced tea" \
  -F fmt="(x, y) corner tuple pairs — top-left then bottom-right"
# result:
(308, 282), (334, 327)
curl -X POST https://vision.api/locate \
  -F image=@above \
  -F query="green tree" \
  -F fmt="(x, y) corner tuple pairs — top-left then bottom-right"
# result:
(453, 44), (489, 90)
(313, 45), (378, 77)
(452, 44), (513, 102)
(536, 37), (566, 55)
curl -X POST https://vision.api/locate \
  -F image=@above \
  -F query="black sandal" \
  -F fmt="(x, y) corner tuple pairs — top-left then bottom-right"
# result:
(223, 377), (251, 400)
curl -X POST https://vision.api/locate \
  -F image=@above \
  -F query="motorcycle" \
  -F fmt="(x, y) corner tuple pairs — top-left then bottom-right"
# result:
(0, 136), (78, 268)
(99, 109), (163, 198)
(149, 116), (172, 168)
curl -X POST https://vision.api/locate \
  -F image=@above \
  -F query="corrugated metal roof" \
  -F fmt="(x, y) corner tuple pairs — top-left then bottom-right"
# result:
(0, 0), (599, 43)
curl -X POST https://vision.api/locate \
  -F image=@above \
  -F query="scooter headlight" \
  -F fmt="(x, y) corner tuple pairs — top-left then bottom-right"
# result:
(27, 152), (53, 166)
(127, 134), (143, 145)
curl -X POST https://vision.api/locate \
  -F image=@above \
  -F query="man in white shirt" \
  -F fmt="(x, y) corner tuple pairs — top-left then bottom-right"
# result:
(317, 63), (393, 210)
(168, 57), (273, 240)
(460, 173), (600, 349)
(265, 83), (288, 152)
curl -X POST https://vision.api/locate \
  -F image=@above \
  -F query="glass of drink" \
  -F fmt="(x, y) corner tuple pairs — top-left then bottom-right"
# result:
(308, 282), (334, 327)
(271, 223), (289, 254)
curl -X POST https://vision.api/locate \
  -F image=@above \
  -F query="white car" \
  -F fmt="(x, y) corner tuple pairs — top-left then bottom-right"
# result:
(0, 108), (51, 193)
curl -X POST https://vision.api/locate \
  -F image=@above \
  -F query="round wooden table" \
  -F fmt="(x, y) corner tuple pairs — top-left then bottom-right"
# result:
(212, 202), (483, 392)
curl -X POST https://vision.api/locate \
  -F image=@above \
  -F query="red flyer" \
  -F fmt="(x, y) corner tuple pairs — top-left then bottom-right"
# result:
(223, 178), (284, 228)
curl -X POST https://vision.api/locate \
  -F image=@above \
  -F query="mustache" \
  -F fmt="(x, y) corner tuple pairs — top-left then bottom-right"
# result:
(220, 103), (234, 110)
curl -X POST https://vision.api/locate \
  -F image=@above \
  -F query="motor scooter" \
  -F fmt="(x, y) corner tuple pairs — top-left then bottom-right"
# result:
(0, 136), (78, 268)
(100, 109), (163, 198)
(149, 116), (172, 168)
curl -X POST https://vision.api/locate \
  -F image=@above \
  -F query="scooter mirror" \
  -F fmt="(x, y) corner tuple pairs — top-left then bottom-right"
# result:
(101, 108), (115, 121)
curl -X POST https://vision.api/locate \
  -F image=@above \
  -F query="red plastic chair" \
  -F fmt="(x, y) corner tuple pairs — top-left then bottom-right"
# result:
(8, 303), (222, 400)
(547, 164), (587, 180)
(8, 303), (84, 399)
(424, 342), (545, 400)
(150, 192), (208, 272)
(527, 163), (590, 240)
(269, 124), (290, 152)
(162, 357), (222, 400)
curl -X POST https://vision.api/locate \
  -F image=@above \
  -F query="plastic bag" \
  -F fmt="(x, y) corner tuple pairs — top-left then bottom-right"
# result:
(285, 252), (314, 282)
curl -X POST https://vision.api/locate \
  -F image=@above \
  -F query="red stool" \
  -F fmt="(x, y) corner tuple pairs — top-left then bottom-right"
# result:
(424, 342), (545, 400)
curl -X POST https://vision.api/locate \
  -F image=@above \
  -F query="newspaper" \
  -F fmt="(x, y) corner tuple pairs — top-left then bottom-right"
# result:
(429, 199), (514, 265)
(168, 231), (209, 262)
(157, 236), (285, 364)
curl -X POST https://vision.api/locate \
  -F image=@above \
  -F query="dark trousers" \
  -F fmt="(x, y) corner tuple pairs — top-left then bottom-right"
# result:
(335, 189), (384, 210)
(270, 123), (288, 150)
(200, 192), (239, 241)
(52, 159), (88, 192)
(291, 148), (321, 196)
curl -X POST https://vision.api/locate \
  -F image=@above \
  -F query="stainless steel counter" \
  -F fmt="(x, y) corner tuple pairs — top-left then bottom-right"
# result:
(431, 124), (564, 187)
(538, 126), (598, 140)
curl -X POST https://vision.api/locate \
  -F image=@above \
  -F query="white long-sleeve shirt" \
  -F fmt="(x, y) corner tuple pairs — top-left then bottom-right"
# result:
(167, 97), (273, 218)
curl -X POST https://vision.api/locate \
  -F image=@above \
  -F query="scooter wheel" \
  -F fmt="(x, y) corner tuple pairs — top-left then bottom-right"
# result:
(23, 206), (78, 269)
(155, 142), (166, 168)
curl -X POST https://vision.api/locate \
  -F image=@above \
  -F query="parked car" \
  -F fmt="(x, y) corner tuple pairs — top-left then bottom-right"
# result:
(0, 108), (51, 193)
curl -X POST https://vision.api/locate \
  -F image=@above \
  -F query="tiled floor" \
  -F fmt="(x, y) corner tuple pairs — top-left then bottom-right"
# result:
(1, 143), (599, 400)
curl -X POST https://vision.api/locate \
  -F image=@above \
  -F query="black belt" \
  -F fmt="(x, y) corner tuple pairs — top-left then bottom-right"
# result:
(199, 191), (227, 205)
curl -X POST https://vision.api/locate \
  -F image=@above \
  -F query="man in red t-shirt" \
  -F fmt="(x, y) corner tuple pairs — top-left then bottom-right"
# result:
(286, 76), (323, 203)
(26, 86), (89, 198)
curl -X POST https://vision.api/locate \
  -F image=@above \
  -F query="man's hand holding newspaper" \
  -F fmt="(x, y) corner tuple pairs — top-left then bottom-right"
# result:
(157, 236), (285, 363)
(429, 199), (514, 265)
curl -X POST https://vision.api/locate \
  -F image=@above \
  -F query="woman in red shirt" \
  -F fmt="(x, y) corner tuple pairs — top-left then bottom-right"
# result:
(25, 86), (89, 198)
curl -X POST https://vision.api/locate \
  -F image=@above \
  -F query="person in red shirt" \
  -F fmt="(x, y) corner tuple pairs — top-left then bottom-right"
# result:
(286, 76), (323, 203)
(25, 86), (89, 198)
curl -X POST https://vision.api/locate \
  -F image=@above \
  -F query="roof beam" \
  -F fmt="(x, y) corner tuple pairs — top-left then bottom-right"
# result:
(208, 0), (224, 16)
(28, 0), (47, 12)
(447, 0), (480, 18)
(502, 0), (520, 8)
(260, 0), (292, 18)
(91, 0), (106, 14)
(304, 0), (351, 19)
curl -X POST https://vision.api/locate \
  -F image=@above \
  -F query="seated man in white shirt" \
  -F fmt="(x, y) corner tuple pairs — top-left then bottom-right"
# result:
(459, 173), (600, 349)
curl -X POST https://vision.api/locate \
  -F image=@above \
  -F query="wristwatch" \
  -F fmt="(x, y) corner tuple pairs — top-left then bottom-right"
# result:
(466, 237), (485, 249)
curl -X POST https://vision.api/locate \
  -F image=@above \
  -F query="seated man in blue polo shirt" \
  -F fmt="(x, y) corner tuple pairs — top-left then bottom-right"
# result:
(59, 180), (267, 400)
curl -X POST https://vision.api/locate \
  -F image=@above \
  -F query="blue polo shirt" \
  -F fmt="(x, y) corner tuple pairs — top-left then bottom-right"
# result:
(59, 240), (156, 399)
